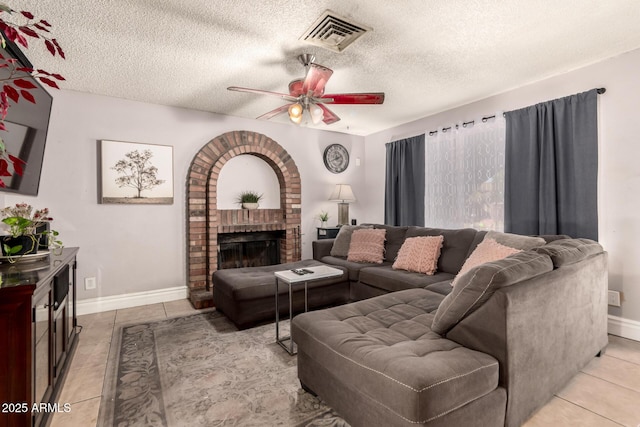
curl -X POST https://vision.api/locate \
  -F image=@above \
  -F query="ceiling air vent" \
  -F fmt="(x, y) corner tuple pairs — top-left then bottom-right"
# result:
(299, 10), (371, 53)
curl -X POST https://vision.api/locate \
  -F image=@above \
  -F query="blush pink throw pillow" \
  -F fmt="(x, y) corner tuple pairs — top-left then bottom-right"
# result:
(452, 238), (521, 286)
(347, 229), (386, 264)
(393, 236), (444, 275)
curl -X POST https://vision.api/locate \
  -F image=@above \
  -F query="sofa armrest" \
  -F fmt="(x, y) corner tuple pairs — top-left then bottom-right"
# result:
(312, 239), (334, 261)
(446, 252), (608, 427)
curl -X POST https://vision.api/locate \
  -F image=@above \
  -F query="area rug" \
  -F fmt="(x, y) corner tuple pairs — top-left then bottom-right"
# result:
(98, 310), (348, 427)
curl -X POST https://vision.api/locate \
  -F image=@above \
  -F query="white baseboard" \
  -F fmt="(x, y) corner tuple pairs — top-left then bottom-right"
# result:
(608, 315), (640, 342)
(76, 286), (189, 316)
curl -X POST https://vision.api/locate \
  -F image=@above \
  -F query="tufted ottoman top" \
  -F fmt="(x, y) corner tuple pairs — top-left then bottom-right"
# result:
(291, 288), (499, 424)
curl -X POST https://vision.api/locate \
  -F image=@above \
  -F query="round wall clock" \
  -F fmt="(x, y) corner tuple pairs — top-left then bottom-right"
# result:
(323, 144), (349, 174)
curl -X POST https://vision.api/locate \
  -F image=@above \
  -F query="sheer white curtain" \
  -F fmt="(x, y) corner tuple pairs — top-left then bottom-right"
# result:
(425, 114), (506, 231)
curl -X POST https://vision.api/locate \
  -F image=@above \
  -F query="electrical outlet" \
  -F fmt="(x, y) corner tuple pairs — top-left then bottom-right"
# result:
(607, 290), (621, 307)
(85, 277), (97, 290)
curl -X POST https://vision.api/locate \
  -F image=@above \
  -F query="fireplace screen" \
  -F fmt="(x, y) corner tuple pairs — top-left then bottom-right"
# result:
(218, 231), (284, 269)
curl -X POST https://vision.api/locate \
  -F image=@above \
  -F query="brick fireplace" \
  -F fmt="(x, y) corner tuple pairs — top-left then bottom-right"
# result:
(186, 131), (302, 308)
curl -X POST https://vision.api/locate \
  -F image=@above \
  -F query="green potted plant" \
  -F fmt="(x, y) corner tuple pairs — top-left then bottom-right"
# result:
(0, 202), (63, 258)
(237, 190), (263, 209)
(317, 210), (330, 228)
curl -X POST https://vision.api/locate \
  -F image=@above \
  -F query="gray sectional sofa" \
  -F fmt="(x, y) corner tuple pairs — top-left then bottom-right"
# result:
(293, 224), (608, 427)
(313, 225), (480, 300)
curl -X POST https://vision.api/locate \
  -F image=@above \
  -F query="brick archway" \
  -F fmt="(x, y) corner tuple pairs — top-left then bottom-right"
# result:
(186, 131), (302, 308)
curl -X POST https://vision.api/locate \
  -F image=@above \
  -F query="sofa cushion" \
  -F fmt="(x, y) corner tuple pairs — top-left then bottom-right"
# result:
(534, 238), (603, 267)
(485, 230), (547, 250)
(330, 225), (372, 257)
(432, 251), (554, 335)
(291, 288), (500, 424)
(359, 265), (455, 293)
(321, 256), (390, 282)
(405, 227), (479, 274)
(393, 235), (444, 275)
(368, 224), (408, 261)
(424, 280), (454, 296)
(453, 238), (522, 286)
(347, 228), (386, 263)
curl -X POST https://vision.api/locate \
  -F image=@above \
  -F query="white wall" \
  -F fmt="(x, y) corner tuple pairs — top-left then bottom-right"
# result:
(2, 90), (365, 301)
(217, 155), (281, 209)
(362, 48), (640, 326)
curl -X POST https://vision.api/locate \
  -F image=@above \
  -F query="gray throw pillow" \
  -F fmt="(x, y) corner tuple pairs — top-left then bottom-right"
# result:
(485, 230), (546, 251)
(330, 225), (373, 257)
(432, 251), (553, 335)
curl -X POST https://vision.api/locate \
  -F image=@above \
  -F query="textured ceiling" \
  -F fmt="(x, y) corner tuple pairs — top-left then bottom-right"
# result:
(7, 0), (640, 136)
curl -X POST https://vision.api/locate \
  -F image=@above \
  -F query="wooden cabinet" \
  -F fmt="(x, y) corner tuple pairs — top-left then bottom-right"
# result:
(0, 248), (79, 427)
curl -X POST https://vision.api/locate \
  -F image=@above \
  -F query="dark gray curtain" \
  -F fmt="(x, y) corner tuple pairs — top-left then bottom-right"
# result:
(504, 89), (598, 240)
(384, 134), (425, 226)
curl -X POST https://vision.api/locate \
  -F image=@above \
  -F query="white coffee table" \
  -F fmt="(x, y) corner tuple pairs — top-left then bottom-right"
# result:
(274, 264), (344, 355)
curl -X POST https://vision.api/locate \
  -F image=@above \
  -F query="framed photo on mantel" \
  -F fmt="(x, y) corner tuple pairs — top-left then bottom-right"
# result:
(98, 140), (174, 204)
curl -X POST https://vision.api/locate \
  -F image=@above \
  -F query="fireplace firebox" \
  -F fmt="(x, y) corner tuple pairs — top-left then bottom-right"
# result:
(218, 231), (284, 270)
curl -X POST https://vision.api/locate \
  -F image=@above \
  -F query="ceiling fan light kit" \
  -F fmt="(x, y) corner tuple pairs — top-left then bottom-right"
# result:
(288, 103), (303, 124)
(227, 53), (384, 127)
(309, 104), (324, 124)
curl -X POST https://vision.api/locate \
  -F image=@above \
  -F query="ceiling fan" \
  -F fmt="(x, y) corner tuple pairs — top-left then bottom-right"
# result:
(227, 54), (385, 125)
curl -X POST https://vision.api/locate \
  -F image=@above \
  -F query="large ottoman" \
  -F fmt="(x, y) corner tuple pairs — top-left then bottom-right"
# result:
(291, 288), (506, 427)
(213, 259), (349, 329)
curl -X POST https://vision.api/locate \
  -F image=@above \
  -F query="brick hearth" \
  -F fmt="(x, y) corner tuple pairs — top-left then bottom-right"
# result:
(186, 131), (302, 308)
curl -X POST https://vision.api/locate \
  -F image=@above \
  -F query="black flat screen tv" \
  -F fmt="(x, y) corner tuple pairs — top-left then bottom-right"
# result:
(0, 35), (53, 196)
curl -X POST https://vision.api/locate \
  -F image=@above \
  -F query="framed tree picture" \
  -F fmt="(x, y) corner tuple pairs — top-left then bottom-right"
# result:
(98, 140), (174, 204)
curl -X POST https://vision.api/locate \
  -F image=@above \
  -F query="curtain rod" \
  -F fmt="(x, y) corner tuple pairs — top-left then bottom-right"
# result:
(427, 87), (606, 136)
(428, 114), (497, 136)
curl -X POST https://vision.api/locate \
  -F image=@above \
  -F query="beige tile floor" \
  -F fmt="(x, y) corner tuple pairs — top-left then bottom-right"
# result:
(50, 300), (640, 427)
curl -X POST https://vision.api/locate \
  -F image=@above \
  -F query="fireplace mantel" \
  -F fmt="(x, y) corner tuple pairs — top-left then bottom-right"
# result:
(217, 208), (286, 233)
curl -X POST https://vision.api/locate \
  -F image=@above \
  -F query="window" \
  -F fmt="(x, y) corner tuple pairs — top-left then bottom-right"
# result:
(425, 116), (505, 231)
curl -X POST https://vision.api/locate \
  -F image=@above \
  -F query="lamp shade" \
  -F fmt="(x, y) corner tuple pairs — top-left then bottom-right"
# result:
(329, 184), (356, 202)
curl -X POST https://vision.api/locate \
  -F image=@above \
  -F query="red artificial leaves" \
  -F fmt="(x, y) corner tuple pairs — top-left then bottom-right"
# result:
(0, 6), (65, 188)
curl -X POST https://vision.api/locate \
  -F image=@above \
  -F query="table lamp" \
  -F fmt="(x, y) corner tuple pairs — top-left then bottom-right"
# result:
(329, 184), (356, 226)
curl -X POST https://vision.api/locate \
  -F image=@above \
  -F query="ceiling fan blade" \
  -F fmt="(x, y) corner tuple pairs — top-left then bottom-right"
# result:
(318, 104), (341, 124)
(302, 63), (333, 97)
(288, 79), (304, 96)
(256, 104), (291, 120)
(322, 93), (385, 104)
(227, 86), (298, 103)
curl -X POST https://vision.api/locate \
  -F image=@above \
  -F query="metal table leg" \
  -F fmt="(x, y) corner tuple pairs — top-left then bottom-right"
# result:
(275, 277), (298, 355)
(275, 277), (310, 355)
(288, 281), (294, 354)
(275, 276), (280, 345)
